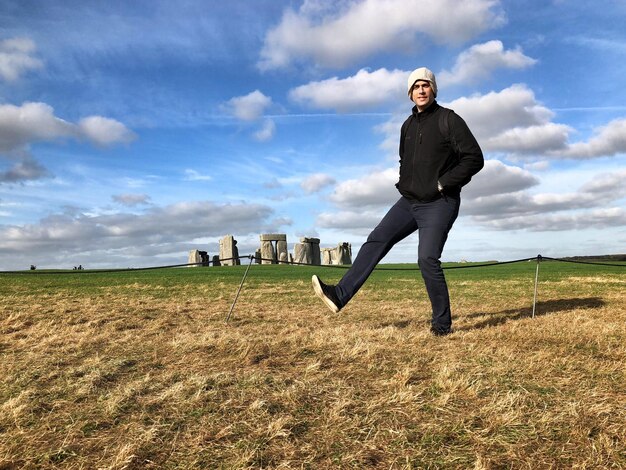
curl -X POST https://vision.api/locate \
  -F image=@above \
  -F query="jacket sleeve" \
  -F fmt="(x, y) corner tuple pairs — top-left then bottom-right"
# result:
(398, 116), (411, 163)
(438, 112), (484, 189)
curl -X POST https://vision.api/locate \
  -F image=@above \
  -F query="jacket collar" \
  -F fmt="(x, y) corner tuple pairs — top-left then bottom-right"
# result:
(412, 100), (439, 117)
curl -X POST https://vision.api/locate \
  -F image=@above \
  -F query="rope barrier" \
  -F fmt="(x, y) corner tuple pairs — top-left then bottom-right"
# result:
(541, 256), (626, 267)
(2, 252), (622, 324)
(1, 254), (623, 275)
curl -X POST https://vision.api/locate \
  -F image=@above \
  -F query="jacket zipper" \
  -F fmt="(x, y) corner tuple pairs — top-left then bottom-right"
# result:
(410, 114), (421, 192)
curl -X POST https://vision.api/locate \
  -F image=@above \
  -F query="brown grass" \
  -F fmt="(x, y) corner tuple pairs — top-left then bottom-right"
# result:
(1, 266), (625, 469)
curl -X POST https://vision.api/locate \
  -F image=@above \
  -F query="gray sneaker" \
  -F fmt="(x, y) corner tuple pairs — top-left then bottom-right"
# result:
(312, 275), (341, 313)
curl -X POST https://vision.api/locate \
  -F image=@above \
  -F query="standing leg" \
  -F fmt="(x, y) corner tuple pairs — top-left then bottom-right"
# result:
(414, 196), (460, 333)
(334, 197), (417, 307)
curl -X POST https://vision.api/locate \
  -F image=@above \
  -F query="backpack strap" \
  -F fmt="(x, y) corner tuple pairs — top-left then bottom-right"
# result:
(438, 107), (459, 157)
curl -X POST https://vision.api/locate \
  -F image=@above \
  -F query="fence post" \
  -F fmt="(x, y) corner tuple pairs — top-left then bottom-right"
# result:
(226, 255), (254, 323)
(532, 254), (542, 319)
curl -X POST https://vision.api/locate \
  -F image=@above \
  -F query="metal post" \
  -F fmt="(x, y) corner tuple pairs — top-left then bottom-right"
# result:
(532, 254), (542, 318)
(226, 255), (254, 323)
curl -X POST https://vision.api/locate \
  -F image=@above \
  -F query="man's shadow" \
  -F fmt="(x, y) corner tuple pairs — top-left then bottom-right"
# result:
(460, 297), (605, 331)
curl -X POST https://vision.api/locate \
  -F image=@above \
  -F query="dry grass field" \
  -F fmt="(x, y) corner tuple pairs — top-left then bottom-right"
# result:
(1, 260), (625, 469)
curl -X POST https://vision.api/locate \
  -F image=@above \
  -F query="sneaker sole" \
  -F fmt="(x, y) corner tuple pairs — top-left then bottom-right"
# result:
(311, 275), (340, 313)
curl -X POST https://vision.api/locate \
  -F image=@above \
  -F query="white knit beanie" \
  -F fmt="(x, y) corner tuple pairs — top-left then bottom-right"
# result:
(407, 67), (437, 98)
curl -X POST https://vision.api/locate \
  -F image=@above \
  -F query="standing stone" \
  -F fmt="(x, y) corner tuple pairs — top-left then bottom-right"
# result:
(219, 235), (241, 266)
(188, 250), (209, 267)
(337, 243), (352, 265)
(260, 240), (275, 264)
(309, 238), (321, 266)
(259, 234), (287, 265)
(188, 250), (203, 267)
(254, 249), (262, 264)
(212, 255), (221, 267)
(321, 247), (334, 265)
(277, 240), (288, 264)
(293, 242), (311, 265)
(297, 237), (321, 265)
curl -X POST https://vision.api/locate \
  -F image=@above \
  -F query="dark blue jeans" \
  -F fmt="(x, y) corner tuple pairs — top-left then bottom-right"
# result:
(336, 195), (460, 331)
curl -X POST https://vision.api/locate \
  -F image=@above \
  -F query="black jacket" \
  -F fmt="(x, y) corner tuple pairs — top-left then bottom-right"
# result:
(397, 101), (484, 202)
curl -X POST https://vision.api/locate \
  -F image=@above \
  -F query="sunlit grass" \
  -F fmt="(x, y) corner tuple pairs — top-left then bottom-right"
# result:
(1, 261), (625, 468)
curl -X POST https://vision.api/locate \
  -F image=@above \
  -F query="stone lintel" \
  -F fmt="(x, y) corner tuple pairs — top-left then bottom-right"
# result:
(300, 237), (320, 244)
(260, 233), (287, 241)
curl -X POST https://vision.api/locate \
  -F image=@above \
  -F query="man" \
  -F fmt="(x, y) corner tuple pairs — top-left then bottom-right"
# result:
(312, 67), (483, 336)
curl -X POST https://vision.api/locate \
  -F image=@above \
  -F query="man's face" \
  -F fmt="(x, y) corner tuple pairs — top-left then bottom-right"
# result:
(410, 80), (435, 111)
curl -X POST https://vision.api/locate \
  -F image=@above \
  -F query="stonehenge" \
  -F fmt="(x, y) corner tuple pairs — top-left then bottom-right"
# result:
(187, 233), (352, 267)
(219, 234), (240, 266)
(321, 242), (352, 266)
(187, 250), (209, 267)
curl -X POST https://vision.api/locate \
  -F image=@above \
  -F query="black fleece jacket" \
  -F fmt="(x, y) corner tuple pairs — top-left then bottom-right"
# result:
(397, 101), (484, 202)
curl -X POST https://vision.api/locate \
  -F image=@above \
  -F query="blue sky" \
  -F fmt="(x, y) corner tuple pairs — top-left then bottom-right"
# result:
(1, 0), (625, 270)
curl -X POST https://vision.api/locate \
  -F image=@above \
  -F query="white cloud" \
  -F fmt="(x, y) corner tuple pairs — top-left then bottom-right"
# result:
(555, 118), (626, 159)
(317, 209), (384, 231)
(445, 86), (626, 159)
(290, 68), (406, 111)
(78, 116), (136, 146)
(464, 169), (626, 230)
(254, 119), (276, 142)
(259, 0), (505, 70)
(329, 167), (399, 209)
(0, 102), (135, 150)
(482, 123), (571, 154)
(300, 173), (336, 193)
(438, 40), (537, 85)
(472, 208), (626, 231)
(0, 102), (135, 183)
(462, 160), (539, 198)
(445, 84), (555, 140)
(112, 194), (152, 206)
(224, 90), (272, 121)
(325, 160), (538, 215)
(183, 169), (212, 181)
(0, 201), (278, 269)
(0, 37), (44, 81)
(0, 102), (74, 152)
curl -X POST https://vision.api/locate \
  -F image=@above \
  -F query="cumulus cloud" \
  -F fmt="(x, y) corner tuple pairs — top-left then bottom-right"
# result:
(554, 118), (626, 159)
(326, 160), (538, 214)
(0, 102), (135, 184)
(0, 37), (44, 81)
(259, 0), (504, 70)
(300, 173), (336, 193)
(438, 40), (537, 85)
(462, 160), (539, 198)
(0, 102), (74, 152)
(445, 84), (556, 141)
(0, 102), (135, 150)
(223, 90), (272, 121)
(317, 210), (384, 231)
(290, 68), (406, 111)
(464, 169), (626, 231)
(0, 200), (278, 269)
(0, 157), (50, 183)
(472, 208), (626, 232)
(78, 116), (136, 146)
(112, 194), (152, 207)
(444, 85), (626, 159)
(223, 91), (276, 142)
(254, 119), (276, 142)
(329, 167), (399, 209)
(313, 163), (626, 236)
(375, 84), (568, 158)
